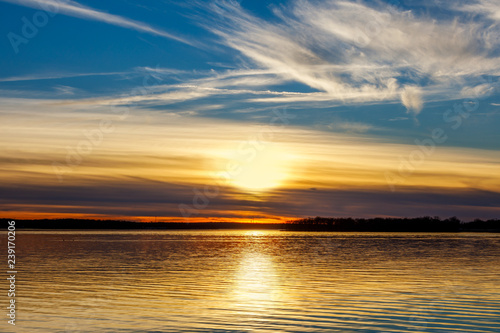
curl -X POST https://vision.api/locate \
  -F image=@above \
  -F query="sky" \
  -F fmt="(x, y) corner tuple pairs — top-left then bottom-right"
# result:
(1, 0), (500, 222)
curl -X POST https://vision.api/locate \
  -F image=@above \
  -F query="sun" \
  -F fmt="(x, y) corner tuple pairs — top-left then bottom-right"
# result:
(230, 147), (288, 192)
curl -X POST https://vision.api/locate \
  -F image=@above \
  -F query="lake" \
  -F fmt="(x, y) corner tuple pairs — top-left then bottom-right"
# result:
(4, 230), (500, 332)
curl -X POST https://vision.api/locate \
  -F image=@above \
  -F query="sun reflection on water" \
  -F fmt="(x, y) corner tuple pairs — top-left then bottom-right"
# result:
(231, 233), (285, 319)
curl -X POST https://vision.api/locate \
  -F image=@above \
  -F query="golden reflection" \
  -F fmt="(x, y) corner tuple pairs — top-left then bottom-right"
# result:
(244, 230), (267, 237)
(231, 237), (285, 315)
(233, 253), (279, 309)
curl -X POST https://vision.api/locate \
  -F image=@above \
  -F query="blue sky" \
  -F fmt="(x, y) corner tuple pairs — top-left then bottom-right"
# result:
(1, 0), (500, 221)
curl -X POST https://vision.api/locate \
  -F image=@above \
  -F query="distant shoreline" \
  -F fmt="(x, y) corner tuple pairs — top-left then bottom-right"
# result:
(2, 217), (499, 232)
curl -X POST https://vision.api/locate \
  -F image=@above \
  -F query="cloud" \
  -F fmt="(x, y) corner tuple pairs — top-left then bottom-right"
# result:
(400, 86), (423, 115)
(454, 0), (500, 22)
(53, 85), (77, 95)
(460, 83), (496, 98)
(7, 0), (500, 116)
(0, 70), (129, 82)
(2, 180), (500, 221)
(2, 0), (194, 45)
(2, 97), (500, 220)
(26, 67), (304, 109)
(193, 0), (500, 110)
(327, 121), (373, 133)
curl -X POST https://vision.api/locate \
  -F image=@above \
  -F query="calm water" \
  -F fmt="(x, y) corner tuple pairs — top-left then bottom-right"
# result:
(3, 230), (500, 332)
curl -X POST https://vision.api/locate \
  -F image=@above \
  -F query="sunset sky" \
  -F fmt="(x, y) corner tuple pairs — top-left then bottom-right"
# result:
(1, 0), (500, 222)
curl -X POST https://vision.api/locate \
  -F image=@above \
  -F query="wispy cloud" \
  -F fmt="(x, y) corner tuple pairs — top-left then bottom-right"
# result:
(327, 121), (373, 133)
(53, 85), (77, 95)
(454, 0), (500, 21)
(4, 1), (500, 117)
(2, 0), (195, 45)
(34, 67), (306, 109)
(0, 70), (129, 82)
(193, 0), (500, 113)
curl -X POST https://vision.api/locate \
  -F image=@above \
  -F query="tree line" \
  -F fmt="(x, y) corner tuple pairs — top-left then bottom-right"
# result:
(0, 216), (498, 231)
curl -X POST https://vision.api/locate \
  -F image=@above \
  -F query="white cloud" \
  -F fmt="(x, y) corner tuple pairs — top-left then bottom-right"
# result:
(460, 83), (496, 98)
(2, 0), (194, 45)
(194, 0), (500, 112)
(5, 0), (500, 118)
(455, 0), (500, 22)
(0, 70), (128, 82)
(400, 86), (423, 115)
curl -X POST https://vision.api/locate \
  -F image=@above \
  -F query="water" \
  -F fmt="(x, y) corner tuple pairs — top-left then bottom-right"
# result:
(3, 230), (500, 332)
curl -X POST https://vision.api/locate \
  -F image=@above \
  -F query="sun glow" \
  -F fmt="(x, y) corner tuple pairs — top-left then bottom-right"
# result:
(230, 147), (288, 192)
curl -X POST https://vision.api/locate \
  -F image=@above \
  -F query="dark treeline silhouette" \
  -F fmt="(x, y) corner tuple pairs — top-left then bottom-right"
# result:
(286, 216), (499, 232)
(1, 216), (499, 231)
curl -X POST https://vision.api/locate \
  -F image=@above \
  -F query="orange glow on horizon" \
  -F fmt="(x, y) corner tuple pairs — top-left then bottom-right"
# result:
(0, 211), (292, 224)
